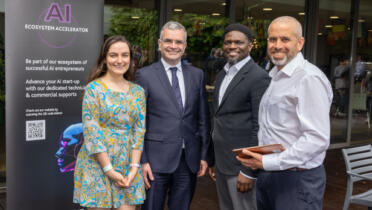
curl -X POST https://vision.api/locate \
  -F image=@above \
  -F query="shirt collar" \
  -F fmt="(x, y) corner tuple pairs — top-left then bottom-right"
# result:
(269, 52), (304, 78)
(161, 58), (182, 72)
(223, 55), (251, 73)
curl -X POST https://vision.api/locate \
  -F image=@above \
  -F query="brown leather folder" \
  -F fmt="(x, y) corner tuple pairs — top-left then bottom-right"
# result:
(232, 144), (284, 158)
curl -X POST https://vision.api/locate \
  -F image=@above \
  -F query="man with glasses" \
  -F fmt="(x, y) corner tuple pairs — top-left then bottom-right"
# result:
(136, 21), (210, 210)
(208, 23), (270, 210)
(237, 16), (333, 210)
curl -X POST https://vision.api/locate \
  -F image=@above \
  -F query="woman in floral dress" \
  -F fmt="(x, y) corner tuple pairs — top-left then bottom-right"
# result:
(73, 35), (146, 210)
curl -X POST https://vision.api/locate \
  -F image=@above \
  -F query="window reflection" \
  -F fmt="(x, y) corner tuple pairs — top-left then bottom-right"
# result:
(104, 1), (157, 69)
(350, 0), (372, 142)
(316, 0), (351, 144)
(236, 1), (305, 69)
(171, 0), (228, 115)
(172, 1), (228, 71)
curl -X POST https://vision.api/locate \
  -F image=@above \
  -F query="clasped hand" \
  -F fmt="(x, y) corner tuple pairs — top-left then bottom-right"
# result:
(106, 168), (138, 188)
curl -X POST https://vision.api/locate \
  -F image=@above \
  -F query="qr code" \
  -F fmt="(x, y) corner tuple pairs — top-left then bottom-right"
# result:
(26, 120), (46, 141)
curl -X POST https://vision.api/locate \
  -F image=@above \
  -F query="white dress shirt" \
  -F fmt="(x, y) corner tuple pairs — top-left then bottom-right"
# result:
(258, 53), (333, 171)
(161, 58), (185, 107)
(219, 56), (251, 105)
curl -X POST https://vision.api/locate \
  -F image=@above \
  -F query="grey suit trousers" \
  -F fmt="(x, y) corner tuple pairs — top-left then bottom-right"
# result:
(215, 167), (257, 210)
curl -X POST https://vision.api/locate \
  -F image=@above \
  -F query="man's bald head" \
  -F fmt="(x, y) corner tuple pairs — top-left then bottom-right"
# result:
(268, 16), (303, 39)
(266, 16), (305, 70)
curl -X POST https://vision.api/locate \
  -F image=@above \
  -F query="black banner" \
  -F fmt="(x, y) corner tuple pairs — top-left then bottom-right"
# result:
(5, 0), (103, 209)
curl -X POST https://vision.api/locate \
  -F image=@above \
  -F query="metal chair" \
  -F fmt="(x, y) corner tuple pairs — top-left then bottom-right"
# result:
(342, 144), (372, 210)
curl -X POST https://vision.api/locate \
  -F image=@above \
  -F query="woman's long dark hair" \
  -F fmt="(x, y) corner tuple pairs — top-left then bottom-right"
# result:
(85, 35), (135, 85)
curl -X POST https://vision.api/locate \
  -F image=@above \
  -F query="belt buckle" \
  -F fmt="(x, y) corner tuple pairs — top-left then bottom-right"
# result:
(288, 167), (306, 172)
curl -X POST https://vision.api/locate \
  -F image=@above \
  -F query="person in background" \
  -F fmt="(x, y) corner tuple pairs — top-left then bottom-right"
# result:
(73, 35), (146, 210)
(205, 48), (227, 86)
(333, 57), (349, 115)
(355, 55), (366, 82)
(208, 23), (270, 210)
(237, 16), (333, 210)
(129, 45), (143, 82)
(136, 21), (210, 210)
(260, 55), (272, 72)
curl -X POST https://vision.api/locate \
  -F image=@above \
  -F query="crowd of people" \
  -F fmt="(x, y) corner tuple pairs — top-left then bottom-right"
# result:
(72, 16), (333, 210)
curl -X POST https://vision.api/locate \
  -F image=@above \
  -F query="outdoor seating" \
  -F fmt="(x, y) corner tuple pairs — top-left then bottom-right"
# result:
(342, 144), (372, 210)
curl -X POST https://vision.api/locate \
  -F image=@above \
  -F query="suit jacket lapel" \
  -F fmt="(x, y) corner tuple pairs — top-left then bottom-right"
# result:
(155, 62), (182, 115)
(217, 60), (253, 112)
(214, 70), (226, 114)
(182, 64), (191, 113)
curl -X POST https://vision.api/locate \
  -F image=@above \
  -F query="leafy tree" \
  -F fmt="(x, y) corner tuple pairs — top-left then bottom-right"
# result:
(108, 7), (229, 68)
(173, 13), (228, 66)
(109, 7), (158, 64)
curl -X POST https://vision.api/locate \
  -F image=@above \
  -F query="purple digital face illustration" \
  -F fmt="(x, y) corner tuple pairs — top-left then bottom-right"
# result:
(55, 123), (83, 173)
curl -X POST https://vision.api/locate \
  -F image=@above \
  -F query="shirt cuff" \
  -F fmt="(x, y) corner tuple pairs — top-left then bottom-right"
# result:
(262, 153), (281, 171)
(239, 171), (256, 179)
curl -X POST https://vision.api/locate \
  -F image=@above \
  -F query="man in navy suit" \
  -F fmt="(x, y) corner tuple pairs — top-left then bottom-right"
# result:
(136, 21), (210, 210)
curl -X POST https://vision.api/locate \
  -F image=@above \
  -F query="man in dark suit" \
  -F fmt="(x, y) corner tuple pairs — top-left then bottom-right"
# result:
(208, 24), (270, 210)
(136, 21), (210, 210)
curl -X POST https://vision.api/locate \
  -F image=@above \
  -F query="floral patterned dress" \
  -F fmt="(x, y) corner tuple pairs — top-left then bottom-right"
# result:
(73, 79), (146, 208)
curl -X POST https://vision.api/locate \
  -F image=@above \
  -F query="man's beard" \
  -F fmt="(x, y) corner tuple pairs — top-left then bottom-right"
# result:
(270, 55), (288, 66)
(227, 55), (245, 66)
(269, 49), (297, 67)
(228, 58), (238, 65)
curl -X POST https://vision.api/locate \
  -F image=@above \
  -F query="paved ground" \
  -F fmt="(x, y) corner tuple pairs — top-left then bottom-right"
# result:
(0, 148), (371, 210)
(189, 148), (372, 210)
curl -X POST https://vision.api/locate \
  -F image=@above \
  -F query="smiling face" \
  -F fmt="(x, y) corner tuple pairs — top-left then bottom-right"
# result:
(223, 31), (252, 65)
(158, 28), (187, 66)
(105, 41), (131, 77)
(267, 21), (304, 70)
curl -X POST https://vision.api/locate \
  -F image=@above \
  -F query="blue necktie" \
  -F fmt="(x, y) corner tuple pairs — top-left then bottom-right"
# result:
(170, 67), (183, 112)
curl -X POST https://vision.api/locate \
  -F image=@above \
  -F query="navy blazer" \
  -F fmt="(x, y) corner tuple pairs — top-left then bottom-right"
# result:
(136, 61), (210, 174)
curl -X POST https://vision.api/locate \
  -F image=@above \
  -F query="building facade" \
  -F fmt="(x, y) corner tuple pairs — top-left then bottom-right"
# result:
(0, 0), (371, 181)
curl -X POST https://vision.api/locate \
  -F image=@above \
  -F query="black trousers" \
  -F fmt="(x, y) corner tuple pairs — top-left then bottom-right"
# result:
(256, 165), (326, 210)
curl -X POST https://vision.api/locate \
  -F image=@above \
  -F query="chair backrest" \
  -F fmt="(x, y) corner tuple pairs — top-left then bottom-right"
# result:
(351, 93), (367, 111)
(342, 144), (372, 182)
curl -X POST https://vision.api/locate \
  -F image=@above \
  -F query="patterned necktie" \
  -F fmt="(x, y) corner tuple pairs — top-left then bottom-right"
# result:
(170, 67), (183, 112)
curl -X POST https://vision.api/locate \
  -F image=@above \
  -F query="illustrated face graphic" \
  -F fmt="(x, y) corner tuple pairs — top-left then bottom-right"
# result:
(55, 123), (83, 173)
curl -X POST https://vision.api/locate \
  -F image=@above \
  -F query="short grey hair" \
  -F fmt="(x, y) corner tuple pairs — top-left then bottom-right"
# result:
(268, 16), (303, 39)
(159, 21), (187, 41)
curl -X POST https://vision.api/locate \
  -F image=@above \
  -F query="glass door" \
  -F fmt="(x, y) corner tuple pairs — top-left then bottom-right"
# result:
(350, 0), (372, 143)
(316, 0), (352, 145)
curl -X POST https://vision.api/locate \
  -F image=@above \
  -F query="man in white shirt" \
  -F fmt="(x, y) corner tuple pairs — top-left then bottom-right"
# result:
(236, 16), (333, 210)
